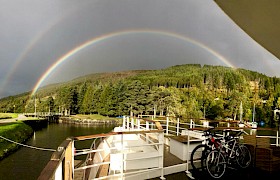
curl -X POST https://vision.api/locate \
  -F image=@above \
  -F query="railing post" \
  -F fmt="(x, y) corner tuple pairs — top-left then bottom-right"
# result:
(166, 116), (169, 135)
(185, 130), (193, 179)
(137, 118), (140, 129)
(176, 118), (180, 136)
(123, 116), (126, 130)
(131, 117), (134, 129)
(159, 131), (165, 180)
(121, 133), (124, 179)
(277, 130), (279, 146)
(127, 116), (129, 130)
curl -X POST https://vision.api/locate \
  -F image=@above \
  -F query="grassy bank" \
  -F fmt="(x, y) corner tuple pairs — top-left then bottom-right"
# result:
(70, 114), (122, 124)
(71, 114), (118, 120)
(0, 113), (18, 120)
(0, 122), (33, 160)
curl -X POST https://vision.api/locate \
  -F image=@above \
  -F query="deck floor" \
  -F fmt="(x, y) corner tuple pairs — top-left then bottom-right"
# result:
(163, 144), (186, 167)
(74, 143), (280, 180)
(74, 160), (84, 180)
(160, 144), (280, 180)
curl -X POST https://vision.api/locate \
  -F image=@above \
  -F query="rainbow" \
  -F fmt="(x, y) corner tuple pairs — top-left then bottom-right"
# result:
(31, 29), (235, 96)
(0, 11), (69, 95)
(0, 2), (93, 96)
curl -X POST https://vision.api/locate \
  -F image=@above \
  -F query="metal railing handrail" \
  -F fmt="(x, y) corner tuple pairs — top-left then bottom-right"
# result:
(38, 115), (280, 180)
(37, 138), (73, 180)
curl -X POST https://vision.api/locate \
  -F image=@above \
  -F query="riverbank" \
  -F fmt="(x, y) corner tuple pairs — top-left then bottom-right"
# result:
(59, 117), (119, 125)
(0, 113), (120, 161)
(0, 122), (34, 160)
(60, 114), (122, 125)
(0, 113), (18, 120)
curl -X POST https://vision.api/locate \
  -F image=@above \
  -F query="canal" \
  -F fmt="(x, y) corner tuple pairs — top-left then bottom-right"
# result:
(0, 122), (115, 180)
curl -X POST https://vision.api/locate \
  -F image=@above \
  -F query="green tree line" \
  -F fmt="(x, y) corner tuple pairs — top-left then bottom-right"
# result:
(1, 64), (280, 126)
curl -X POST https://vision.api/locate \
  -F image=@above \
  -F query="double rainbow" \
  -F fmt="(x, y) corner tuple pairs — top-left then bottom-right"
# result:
(28, 29), (235, 96)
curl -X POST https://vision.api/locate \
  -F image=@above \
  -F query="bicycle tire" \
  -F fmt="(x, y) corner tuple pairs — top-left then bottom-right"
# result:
(206, 150), (226, 179)
(236, 144), (251, 168)
(190, 144), (211, 171)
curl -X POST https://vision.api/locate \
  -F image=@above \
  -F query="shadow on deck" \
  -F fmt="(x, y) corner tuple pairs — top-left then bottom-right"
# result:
(191, 166), (280, 180)
(75, 142), (280, 180)
(155, 144), (280, 180)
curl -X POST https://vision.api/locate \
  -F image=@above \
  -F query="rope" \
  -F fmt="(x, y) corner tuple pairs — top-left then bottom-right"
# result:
(0, 135), (56, 152)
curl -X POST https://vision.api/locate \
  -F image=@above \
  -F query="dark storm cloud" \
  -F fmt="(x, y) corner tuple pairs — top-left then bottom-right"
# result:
(1, 0), (280, 98)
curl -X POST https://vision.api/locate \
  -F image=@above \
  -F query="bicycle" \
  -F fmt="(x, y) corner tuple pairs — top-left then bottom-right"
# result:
(218, 129), (251, 169)
(190, 127), (220, 172)
(206, 129), (251, 179)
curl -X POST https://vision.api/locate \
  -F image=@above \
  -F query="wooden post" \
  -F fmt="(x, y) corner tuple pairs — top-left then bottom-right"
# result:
(38, 139), (72, 180)
(64, 140), (73, 180)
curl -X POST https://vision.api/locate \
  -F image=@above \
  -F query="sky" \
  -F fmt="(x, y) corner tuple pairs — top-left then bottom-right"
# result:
(1, 0), (280, 98)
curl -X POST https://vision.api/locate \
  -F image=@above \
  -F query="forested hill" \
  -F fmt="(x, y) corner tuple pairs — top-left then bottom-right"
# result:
(1, 64), (280, 125)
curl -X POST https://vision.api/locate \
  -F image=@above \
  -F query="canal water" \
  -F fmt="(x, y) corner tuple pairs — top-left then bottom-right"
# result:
(0, 122), (115, 180)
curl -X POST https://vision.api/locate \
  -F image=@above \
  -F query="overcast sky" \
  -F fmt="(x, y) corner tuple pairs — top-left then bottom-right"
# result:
(1, 0), (280, 98)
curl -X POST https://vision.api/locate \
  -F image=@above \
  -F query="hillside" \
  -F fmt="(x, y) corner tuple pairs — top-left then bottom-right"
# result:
(1, 64), (280, 126)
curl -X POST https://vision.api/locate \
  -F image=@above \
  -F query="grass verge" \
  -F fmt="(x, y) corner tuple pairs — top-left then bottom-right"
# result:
(0, 113), (18, 120)
(69, 114), (123, 125)
(0, 122), (33, 160)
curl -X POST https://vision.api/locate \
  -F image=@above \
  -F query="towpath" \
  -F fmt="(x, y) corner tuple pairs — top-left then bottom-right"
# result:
(0, 114), (30, 123)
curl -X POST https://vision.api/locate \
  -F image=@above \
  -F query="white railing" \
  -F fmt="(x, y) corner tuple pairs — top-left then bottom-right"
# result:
(23, 112), (63, 117)
(72, 117), (165, 180)
(38, 115), (280, 180)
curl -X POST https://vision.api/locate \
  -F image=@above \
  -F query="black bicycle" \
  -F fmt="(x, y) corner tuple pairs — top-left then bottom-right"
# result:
(206, 129), (251, 179)
(190, 127), (219, 172)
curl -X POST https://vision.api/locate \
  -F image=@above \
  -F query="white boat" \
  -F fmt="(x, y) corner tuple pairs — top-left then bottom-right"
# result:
(38, 115), (280, 180)
(38, 116), (205, 180)
(246, 121), (258, 129)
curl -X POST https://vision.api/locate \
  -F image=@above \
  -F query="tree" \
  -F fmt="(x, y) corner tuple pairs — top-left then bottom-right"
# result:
(121, 80), (152, 116)
(81, 85), (95, 114)
(77, 82), (88, 113)
(56, 86), (78, 115)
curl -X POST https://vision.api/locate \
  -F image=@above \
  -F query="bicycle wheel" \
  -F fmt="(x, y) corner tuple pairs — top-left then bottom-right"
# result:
(236, 144), (251, 168)
(190, 144), (211, 171)
(206, 150), (226, 179)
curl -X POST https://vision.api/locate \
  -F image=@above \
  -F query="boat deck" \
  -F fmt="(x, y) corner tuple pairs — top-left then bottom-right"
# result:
(163, 144), (186, 167)
(74, 160), (84, 180)
(73, 135), (280, 180)
(156, 144), (280, 180)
